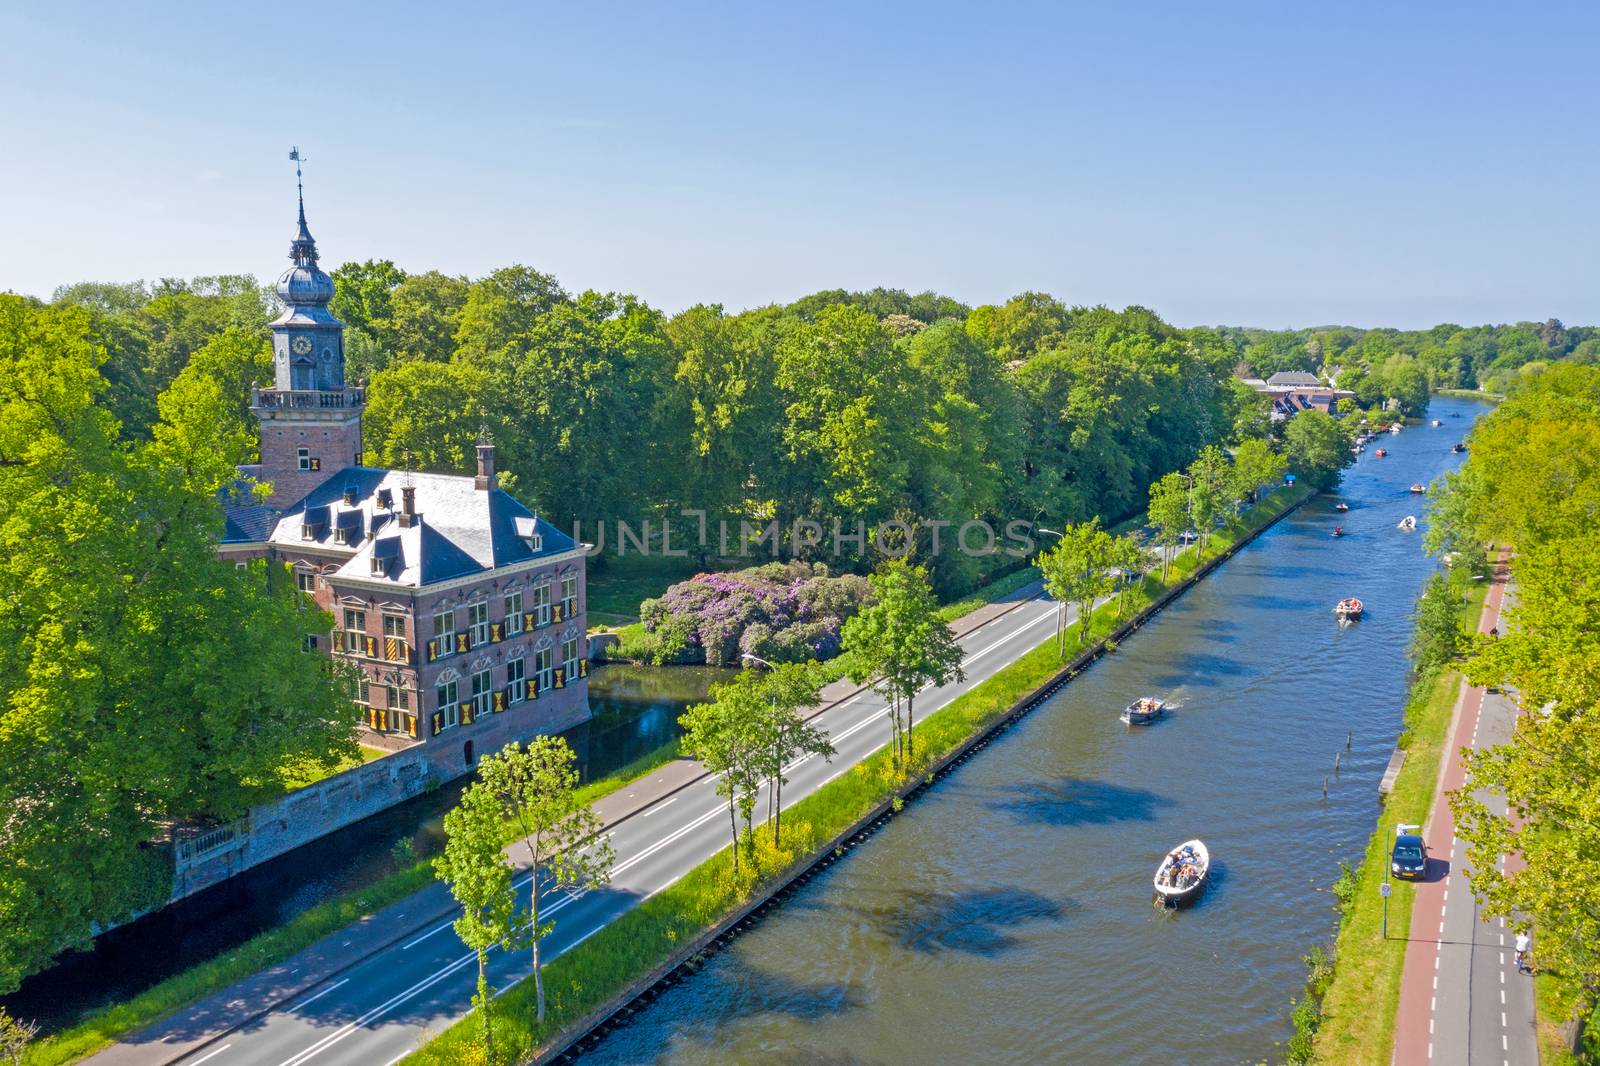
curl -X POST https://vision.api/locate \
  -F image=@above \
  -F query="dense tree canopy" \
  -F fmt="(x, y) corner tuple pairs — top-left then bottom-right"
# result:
(0, 296), (356, 992)
(1431, 365), (1600, 1026)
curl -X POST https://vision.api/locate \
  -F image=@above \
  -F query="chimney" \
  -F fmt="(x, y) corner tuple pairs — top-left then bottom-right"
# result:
(398, 485), (418, 528)
(475, 433), (497, 491)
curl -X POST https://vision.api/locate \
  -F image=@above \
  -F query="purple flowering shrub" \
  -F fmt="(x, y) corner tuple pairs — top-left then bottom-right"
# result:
(639, 561), (868, 665)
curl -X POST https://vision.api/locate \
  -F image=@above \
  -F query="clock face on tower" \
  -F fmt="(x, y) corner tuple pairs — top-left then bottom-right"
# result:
(291, 336), (313, 355)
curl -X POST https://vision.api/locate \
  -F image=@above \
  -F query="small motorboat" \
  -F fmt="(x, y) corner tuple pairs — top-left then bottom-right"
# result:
(1452, 443), (1465, 454)
(1334, 502), (1350, 512)
(1431, 419), (1443, 427)
(1154, 839), (1210, 907)
(1374, 448), (1388, 458)
(1121, 696), (1166, 726)
(1409, 483), (1426, 494)
(1335, 597), (1364, 621)
(1390, 424), (1402, 435)
(1331, 526), (1344, 538)
(1397, 515), (1417, 531)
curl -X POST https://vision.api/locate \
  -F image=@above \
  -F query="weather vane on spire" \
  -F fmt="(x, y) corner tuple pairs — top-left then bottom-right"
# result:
(289, 146), (307, 220)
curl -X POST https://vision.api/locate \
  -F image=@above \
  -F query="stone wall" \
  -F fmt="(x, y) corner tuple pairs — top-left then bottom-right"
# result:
(170, 747), (435, 901)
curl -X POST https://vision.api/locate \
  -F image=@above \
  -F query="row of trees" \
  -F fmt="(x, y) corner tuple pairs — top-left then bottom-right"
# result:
(1425, 365), (1600, 1034)
(1228, 318), (1600, 413)
(40, 275), (1261, 594)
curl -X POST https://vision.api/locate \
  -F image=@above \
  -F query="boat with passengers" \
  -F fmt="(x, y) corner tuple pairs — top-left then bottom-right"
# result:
(1154, 839), (1210, 906)
(1121, 696), (1166, 726)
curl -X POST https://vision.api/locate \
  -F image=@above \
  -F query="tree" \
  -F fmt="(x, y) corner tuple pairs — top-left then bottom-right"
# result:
(433, 779), (525, 1063)
(679, 678), (763, 872)
(1408, 573), (1465, 674)
(1109, 533), (1148, 618)
(1146, 472), (1190, 582)
(750, 663), (834, 847)
(1037, 519), (1117, 652)
(0, 296), (356, 992)
(363, 360), (491, 474)
(473, 739), (614, 1025)
(1186, 446), (1233, 557)
(841, 559), (965, 768)
(384, 270), (470, 363)
(1229, 437), (1286, 508)
(454, 265), (569, 365)
(1282, 409), (1354, 491)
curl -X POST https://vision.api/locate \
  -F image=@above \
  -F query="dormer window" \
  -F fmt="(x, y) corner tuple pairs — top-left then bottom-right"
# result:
(376, 488), (394, 510)
(300, 505), (329, 541)
(334, 509), (362, 546)
(343, 486), (358, 506)
(371, 556), (388, 576)
(514, 515), (543, 553)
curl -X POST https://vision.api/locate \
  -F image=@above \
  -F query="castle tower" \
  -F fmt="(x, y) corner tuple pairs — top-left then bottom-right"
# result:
(251, 149), (364, 507)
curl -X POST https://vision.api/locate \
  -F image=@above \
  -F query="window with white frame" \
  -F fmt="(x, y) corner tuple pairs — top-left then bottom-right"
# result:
(437, 678), (459, 728)
(433, 606), (456, 656)
(386, 684), (411, 711)
(561, 634), (579, 682)
(532, 581), (551, 626)
(467, 600), (489, 646)
(343, 608), (366, 653)
(534, 647), (553, 692)
(382, 613), (408, 661)
(297, 447), (311, 471)
(355, 677), (370, 708)
(296, 570), (317, 594)
(507, 657), (526, 703)
(560, 574), (577, 618)
(504, 589), (523, 634)
(471, 668), (492, 718)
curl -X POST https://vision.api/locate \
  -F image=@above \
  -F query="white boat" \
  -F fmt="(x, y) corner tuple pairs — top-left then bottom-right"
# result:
(1409, 483), (1426, 494)
(1397, 515), (1417, 531)
(1431, 419), (1442, 427)
(1335, 596), (1364, 621)
(1390, 424), (1402, 435)
(1154, 839), (1210, 906)
(1121, 696), (1166, 726)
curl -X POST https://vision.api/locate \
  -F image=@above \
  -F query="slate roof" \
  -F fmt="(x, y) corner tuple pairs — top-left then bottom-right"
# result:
(265, 467), (576, 587)
(1265, 371), (1322, 387)
(219, 472), (278, 544)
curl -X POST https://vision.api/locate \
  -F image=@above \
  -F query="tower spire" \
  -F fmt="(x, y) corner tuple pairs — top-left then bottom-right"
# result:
(287, 147), (317, 266)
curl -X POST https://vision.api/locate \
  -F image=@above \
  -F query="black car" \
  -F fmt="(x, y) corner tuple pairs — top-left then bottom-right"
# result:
(1391, 833), (1427, 880)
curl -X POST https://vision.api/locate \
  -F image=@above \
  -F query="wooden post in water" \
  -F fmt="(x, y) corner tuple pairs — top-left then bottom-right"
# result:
(1323, 776), (1329, 797)
(1347, 731), (1353, 751)
(1334, 751), (1342, 775)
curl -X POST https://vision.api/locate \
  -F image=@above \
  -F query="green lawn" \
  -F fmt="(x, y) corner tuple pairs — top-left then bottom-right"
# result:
(400, 487), (1308, 1065)
(278, 743), (388, 791)
(1310, 577), (1491, 1064)
(585, 553), (710, 625)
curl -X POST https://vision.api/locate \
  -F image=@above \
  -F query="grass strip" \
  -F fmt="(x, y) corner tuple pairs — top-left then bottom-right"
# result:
(400, 487), (1308, 1065)
(23, 737), (688, 1066)
(1307, 577), (1492, 1064)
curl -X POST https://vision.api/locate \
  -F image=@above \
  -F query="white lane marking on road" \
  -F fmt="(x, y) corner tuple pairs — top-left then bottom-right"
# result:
(382, 1053), (410, 1066)
(402, 920), (454, 950)
(187, 1044), (232, 1066)
(287, 978), (349, 1014)
(1501, 989), (1506, 1004)
(273, 949), (479, 1066)
(643, 797), (678, 816)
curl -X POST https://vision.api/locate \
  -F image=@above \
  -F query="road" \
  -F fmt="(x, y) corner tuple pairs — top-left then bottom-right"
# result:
(167, 584), (1080, 1066)
(1393, 569), (1537, 1066)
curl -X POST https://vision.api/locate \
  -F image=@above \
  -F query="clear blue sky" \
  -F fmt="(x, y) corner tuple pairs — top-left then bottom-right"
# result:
(3, 2), (1595, 329)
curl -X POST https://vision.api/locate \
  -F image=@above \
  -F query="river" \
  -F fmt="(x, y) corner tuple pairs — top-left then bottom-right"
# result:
(573, 396), (1488, 1066)
(2, 664), (729, 1033)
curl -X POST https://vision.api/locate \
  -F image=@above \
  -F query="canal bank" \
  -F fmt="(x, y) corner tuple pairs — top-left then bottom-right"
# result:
(565, 396), (1489, 1066)
(399, 486), (1312, 1066)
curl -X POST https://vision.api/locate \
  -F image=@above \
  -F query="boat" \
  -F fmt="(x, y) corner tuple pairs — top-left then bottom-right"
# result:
(1121, 696), (1166, 726)
(1409, 483), (1426, 494)
(1335, 597), (1364, 621)
(1431, 419), (1443, 427)
(1452, 442), (1465, 454)
(1390, 424), (1402, 435)
(1154, 839), (1210, 906)
(1397, 515), (1417, 531)
(1334, 502), (1350, 512)
(1331, 526), (1344, 538)
(1374, 448), (1388, 458)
